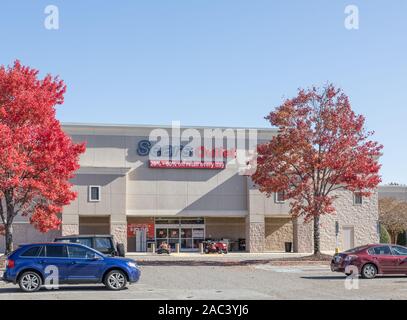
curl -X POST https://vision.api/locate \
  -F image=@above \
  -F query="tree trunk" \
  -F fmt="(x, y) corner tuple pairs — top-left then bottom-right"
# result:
(4, 224), (13, 255)
(313, 215), (321, 255)
(390, 232), (397, 245)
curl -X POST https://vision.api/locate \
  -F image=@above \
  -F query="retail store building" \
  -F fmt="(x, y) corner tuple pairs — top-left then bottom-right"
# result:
(0, 123), (380, 253)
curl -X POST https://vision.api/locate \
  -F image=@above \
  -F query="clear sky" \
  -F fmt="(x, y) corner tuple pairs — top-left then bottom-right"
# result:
(0, 1), (406, 184)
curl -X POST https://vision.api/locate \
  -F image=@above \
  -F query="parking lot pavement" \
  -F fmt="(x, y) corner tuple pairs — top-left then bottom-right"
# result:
(1, 264), (407, 300)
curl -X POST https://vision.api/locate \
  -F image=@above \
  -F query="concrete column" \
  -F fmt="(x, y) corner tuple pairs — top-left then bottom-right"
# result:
(245, 214), (265, 253)
(246, 177), (265, 253)
(110, 221), (127, 252)
(293, 216), (313, 253)
(62, 214), (79, 236)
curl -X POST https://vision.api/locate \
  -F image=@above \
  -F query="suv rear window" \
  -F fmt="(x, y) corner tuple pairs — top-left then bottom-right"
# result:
(95, 237), (113, 252)
(21, 246), (44, 257)
(46, 245), (68, 258)
(76, 238), (93, 248)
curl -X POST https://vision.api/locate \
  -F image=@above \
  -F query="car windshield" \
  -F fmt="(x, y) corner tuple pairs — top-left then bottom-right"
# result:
(392, 246), (407, 255)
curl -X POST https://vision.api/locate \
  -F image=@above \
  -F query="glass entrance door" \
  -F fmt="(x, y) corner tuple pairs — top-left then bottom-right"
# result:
(155, 218), (205, 252)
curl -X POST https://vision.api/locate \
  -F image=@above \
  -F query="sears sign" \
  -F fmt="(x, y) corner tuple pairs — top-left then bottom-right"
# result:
(137, 140), (195, 158)
(136, 139), (235, 159)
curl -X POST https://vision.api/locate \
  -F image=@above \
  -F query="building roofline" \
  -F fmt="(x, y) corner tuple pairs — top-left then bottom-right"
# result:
(61, 122), (278, 132)
(379, 184), (407, 188)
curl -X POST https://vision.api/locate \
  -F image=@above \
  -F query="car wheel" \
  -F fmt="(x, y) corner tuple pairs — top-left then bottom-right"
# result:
(104, 270), (128, 290)
(18, 271), (42, 292)
(361, 263), (377, 279)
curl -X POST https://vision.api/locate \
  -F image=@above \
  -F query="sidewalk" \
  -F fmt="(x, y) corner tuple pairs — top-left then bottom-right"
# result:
(127, 251), (333, 266)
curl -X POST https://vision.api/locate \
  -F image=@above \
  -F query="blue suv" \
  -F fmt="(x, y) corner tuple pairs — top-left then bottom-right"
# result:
(2, 243), (141, 292)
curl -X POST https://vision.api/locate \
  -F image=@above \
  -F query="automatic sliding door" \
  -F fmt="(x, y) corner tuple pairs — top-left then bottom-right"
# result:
(180, 228), (193, 250)
(168, 228), (180, 251)
(192, 228), (205, 249)
(155, 218), (205, 252)
(156, 228), (168, 248)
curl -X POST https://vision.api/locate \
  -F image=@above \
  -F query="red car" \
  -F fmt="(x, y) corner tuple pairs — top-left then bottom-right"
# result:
(331, 244), (407, 279)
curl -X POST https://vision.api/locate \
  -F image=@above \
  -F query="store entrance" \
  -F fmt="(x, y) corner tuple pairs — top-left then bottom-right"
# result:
(155, 217), (205, 252)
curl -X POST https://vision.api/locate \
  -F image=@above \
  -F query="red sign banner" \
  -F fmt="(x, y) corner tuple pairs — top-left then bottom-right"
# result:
(127, 223), (155, 239)
(149, 160), (225, 169)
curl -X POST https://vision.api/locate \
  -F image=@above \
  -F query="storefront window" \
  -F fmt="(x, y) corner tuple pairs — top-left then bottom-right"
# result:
(180, 218), (204, 224)
(156, 239), (167, 248)
(156, 228), (167, 239)
(168, 239), (179, 250)
(155, 218), (180, 225)
(181, 228), (192, 238)
(192, 228), (205, 238)
(168, 228), (179, 238)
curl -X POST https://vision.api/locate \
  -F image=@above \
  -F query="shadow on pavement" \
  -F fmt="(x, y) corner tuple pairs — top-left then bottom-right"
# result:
(302, 275), (407, 280)
(0, 285), (124, 294)
(301, 276), (346, 280)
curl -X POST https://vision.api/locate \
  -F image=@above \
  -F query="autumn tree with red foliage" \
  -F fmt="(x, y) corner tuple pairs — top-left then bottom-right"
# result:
(0, 61), (85, 254)
(252, 85), (382, 255)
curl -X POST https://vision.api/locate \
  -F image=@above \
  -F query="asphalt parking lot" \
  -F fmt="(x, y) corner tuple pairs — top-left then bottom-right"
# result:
(1, 264), (407, 300)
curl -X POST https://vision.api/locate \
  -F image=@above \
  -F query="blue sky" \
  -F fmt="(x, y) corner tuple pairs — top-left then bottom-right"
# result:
(0, 1), (406, 184)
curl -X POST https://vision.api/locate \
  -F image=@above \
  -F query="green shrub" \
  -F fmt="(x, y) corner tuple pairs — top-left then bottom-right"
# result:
(397, 231), (407, 246)
(380, 225), (391, 244)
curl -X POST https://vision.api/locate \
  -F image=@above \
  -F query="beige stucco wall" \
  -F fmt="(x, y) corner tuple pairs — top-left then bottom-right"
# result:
(265, 217), (293, 251)
(127, 167), (248, 217)
(64, 125), (277, 220)
(64, 174), (127, 217)
(293, 216), (313, 253)
(319, 189), (379, 252)
(205, 217), (245, 240)
(293, 189), (379, 253)
(378, 185), (407, 201)
(0, 223), (61, 253)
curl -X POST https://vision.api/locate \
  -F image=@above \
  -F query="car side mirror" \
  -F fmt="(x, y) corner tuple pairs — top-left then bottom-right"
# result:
(91, 254), (102, 261)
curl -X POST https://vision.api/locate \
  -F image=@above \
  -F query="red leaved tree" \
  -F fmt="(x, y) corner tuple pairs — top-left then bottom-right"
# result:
(0, 61), (85, 254)
(252, 84), (382, 255)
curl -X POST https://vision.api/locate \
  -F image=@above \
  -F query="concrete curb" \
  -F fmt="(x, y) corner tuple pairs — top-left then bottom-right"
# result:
(137, 259), (330, 267)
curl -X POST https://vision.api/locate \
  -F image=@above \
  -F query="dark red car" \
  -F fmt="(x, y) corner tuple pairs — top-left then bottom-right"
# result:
(331, 244), (407, 279)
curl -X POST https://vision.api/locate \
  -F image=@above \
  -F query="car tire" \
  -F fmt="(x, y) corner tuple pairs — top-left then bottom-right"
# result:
(104, 270), (128, 290)
(18, 271), (42, 293)
(361, 263), (377, 279)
